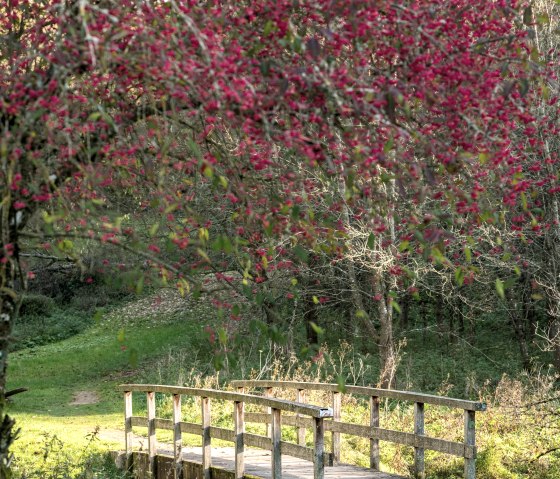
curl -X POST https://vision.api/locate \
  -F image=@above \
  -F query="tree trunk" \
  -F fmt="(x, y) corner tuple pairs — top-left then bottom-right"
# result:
(336, 170), (378, 341)
(375, 273), (396, 389)
(399, 292), (410, 332)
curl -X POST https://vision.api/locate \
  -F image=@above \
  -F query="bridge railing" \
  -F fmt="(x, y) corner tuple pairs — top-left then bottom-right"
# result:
(230, 380), (487, 479)
(117, 384), (333, 479)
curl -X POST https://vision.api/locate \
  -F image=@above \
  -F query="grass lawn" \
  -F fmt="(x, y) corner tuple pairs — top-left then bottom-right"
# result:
(6, 302), (210, 476)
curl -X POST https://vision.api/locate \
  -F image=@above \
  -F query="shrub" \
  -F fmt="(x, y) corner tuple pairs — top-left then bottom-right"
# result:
(18, 294), (55, 318)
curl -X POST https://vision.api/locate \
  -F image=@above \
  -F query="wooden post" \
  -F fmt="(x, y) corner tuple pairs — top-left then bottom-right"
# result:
(414, 402), (425, 479)
(332, 391), (341, 464)
(370, 395), (380, 470)
(265, 387), (273, 438)
(313, 417), (325, 479)
(202, 396), (211, 479)
(124, 390), (133, 470)
(172, 394), (182, 479)
(271, 407), (282, 479)
(464, 410), (476, 479)
(147, 391), (157, 475)
(234, 399), (245, 479)
(296, 389), (306, 446)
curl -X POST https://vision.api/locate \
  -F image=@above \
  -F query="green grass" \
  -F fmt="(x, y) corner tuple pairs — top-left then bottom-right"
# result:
(7, 299), (216, 478)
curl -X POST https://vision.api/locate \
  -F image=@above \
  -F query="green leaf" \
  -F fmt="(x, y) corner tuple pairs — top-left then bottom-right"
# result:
(336, 375), (347, 394)
(263, 19), (275, 36)
(391, 301), (401, 314)
(465, 246), (472, 263)
(218, 327), (227, 346)
(149, 223), (159, 237)
(383, 137), (394, 154)
(293, 245), (309, 263)
(495, 278), (505, 299)
(211, 235), (233, 253)
(117, 329), (125, 343)
(367, 233), (375, 250)
(87, 112), (102, 121)
(455, 267), (465, 287)
(309, 322), (324, 336)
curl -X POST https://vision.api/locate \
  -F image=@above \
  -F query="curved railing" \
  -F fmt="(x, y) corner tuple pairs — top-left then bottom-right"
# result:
(117, 384), (333, 479)
(230, 380), (487, 479)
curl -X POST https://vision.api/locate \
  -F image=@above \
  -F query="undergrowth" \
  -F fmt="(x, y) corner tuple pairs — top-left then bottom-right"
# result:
(13, 428), (126, 479)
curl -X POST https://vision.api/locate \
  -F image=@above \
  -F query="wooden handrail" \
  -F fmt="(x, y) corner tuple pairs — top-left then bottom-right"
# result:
(229, 380), (487, 411)
(117, 384), (333, 417)
(119, 383), (333, 479)
(230, 380), (486, 479)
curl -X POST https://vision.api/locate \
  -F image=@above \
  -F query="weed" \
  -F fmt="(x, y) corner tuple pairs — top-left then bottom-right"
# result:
(13, 428), (126, 479)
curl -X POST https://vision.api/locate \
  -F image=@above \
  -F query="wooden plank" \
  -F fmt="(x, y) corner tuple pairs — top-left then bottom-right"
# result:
(229, 381), (486, 411)
(124, 391), (133, 464)
(297, 389), (307, 446)
(282, 441), (314, 462)
(332, 392), (341, 464)
(246, 412), (315, 430)
(139, 415), (472, 459)
(180, 422), (202, 435)
(464, 410), (476, 479)
(154, 418), (173, 430)
(370, 396), (380, 470)
(136, 418), (201, 437)
(234, 400), (244, 478)
(173, 394), (182, 479)
(117, 384), (334, 418)
(313, 417), (325, 479)
(414, 402), (425, 479)
(209, 426), (235, 442)
(271, 408), (281, 479)
(243, 433), (332, 465)
(132, 445), (404, 479)
(327, 422), (475, 458)
(244, 432), (271, 450)
(202, 396), (211, 479)
(147, 391), (156, 475)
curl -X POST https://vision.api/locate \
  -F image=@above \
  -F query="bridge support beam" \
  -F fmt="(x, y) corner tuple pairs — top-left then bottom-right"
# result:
(124, 390), (133, 471)
(234, 398), (245, 478)
(370, 395), (380, 470)
(464, 410), (476, 479)
(173, 394), (182, 479)
(332, 392), (341, 464)
(202, 396), (211, 479)
(313, 417), (325, 479)
(271, 408), (282, 479)
(296, 389), (306, 446)
(147, 391), (157, 476)
(414, 402), (425, 479)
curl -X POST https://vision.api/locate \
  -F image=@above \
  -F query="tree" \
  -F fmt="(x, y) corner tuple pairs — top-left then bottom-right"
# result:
(1, 0), (557, 471)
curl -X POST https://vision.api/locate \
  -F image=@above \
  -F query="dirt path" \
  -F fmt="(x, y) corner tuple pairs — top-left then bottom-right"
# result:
(69, 390), (100, 405)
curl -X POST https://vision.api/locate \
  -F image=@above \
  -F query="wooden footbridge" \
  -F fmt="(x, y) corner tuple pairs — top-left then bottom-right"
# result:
(114, 380), (486, 479)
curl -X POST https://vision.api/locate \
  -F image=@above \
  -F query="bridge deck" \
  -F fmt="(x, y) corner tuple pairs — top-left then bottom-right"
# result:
(152, 444), (406, 479)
